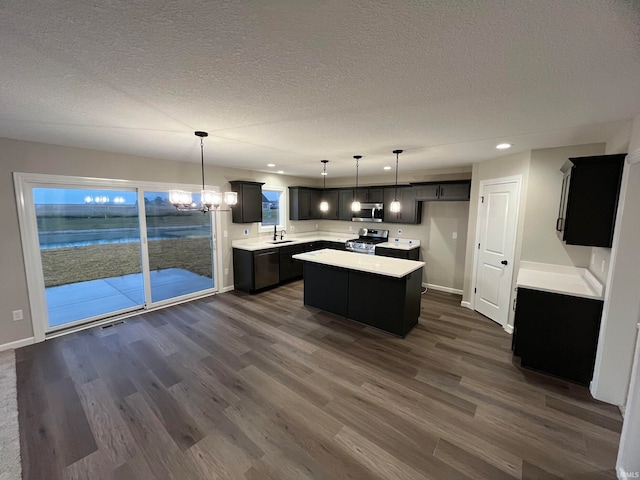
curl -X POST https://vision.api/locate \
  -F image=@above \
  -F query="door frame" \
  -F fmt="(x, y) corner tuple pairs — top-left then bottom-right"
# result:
(14, 172), (222, 342)
(469, 175), (522, 332)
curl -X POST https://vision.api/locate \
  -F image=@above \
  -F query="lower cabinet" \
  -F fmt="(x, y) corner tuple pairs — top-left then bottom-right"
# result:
(234, 241), (346, 293)
(375, 246), (419, 260)
(233, 248), (280, 293)
(512, 287), (603, 385)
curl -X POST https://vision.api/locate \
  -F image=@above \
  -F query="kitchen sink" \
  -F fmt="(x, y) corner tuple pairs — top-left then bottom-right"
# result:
(269, 240), (295, 244)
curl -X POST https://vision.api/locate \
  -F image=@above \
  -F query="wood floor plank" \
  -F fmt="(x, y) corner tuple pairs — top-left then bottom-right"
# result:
(16, 282), (622, 479)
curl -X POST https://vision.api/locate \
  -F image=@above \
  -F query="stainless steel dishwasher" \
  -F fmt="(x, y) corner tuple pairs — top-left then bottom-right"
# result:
(253, 248), (280, 290)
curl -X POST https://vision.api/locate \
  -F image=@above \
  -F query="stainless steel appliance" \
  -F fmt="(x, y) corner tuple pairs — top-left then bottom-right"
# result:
(351, 203), (384, 223)
(345, 228), (389, 255)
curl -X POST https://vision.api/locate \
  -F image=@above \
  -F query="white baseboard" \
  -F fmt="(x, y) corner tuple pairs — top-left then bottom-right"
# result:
(0, 336), (35, 352)
(424, 283), (463, 295)
(460, 301), (472, 309)
(220, 285), (234, 293)
(504, 324), (514, 334)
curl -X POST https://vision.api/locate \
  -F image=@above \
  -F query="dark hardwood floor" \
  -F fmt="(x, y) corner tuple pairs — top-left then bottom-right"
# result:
(16, 282), (622, 479)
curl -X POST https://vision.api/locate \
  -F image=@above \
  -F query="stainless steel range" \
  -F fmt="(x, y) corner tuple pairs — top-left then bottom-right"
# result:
(345, 228), (389, 255)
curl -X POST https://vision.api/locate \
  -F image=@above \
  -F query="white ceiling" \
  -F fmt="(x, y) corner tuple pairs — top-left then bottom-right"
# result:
(1, 1), (639, 179)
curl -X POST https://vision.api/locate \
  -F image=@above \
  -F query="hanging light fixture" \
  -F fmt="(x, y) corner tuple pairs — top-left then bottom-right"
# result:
(389, 149), (403, 213)
(169, 131), (238, 212)
(320, 160), (329, 212)
(351, 155), (362, 212)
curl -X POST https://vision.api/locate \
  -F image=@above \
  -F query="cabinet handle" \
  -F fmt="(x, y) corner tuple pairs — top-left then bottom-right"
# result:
(440, 186), (444, 197)
(556, 217), (563, 231)
(501, 260), (508, 266)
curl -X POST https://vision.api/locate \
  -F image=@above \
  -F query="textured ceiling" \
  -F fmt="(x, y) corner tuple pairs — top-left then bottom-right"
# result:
(1, 0), (639, 178)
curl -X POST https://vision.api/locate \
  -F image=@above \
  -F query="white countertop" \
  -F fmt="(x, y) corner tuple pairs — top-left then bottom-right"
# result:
(292, 249), (424, 278)
(516, 261), (604, 300)
(232, 234), (352, 251)
(232, 232), (421, 252)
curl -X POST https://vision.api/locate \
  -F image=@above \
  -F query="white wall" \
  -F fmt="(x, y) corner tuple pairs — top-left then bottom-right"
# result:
(612, 114), (640, 474)
(0, 137), (319, 347)
(319, 199), (470, 292)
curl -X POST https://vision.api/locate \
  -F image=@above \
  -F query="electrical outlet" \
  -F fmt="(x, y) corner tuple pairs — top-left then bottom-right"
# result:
(12, 309), (23, 321)
(224, 268), (229, 275)
(591, 252), (596, 265)
(348, 225), (353, 232)
(601, 259), (606, 273)
(397, 229), (403, 235)
(243, 229), (249, 235)
(452, 232), (457, 239)
(223, 230), (228, 238)
(290, 225), (295, 231)
(315, 224), (318, 230)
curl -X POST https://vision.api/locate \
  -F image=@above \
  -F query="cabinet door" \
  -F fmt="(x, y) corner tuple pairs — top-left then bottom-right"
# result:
(309, 189), (323, 219)
(438, 182), (470, 201)
(339, 189), (355, 221)
(241, 183), (263, 222)
(413, 183), (440, 201)
(297, 188), (311, 220)
(513, 288), (603, 385)
(366, 188), (384, 203)
(322, 190), (340, 220)
(383, 187), (420, 224)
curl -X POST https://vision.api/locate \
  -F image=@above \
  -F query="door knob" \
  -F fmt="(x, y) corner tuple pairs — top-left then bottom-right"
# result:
(501, 260), (508, 265)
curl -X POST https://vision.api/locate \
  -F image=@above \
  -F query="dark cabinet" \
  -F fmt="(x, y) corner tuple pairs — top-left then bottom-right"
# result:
(354, 187), (384, 204)
(233, 248), (280, 293)
(229, 181), (264, 223)
(289, 187), (337, 220)
(383, 187), (422, 224)
(557, 154), (625, 248)
(376, 246), (420, 260)
(339, 189), (355, 221)
(412, 181), (471, 201)
(321, 189), (340, 220)
(512, 287), (603, 385)
(279, 244), (306, 283)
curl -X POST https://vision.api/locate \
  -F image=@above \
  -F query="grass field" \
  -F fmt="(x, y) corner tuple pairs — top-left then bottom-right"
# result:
(41, 238), (213, 287)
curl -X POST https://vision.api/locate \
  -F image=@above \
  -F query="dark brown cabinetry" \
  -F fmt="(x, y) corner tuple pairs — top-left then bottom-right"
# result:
(412, 181), (471, 201)
(339, 189), (355, 221)
(557, 154), (625, 248)
(354, 187), (384, 204)
(512, 287), (603, 385)
(383, 186), (422, 224)
(233, 248), (280, 293)
(229, 181), (264, 223)
(321, 189), (340, 220)
(375, 246), (420, 260)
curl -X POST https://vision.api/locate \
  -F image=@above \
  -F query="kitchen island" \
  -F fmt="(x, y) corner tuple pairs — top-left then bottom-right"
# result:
(292, 249), (424, 337)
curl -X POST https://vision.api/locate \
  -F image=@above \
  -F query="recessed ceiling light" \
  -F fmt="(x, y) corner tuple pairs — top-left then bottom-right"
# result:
(383, 166), (392, 170)
(267, 163), (276, 167)
(496, 143), (512, 150)
(277, 170), (284, 174)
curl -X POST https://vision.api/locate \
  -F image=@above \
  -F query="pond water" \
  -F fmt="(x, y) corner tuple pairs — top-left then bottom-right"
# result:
(38, 225), (211, 249)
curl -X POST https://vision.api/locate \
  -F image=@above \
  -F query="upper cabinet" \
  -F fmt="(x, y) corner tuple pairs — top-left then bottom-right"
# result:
(354, 187), (384, 204)
(383, 186), (422, 224)
(412, 181), (471, 201)
(557, 154), (625, 248)
(289, 187), (339, 220)
(229, 181), (264, 223)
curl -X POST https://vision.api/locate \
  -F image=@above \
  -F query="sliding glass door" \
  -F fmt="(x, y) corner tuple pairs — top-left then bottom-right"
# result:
(34, 187), (145, 329)
(15, 174), (220, 338)
(143, 191), (215, 304)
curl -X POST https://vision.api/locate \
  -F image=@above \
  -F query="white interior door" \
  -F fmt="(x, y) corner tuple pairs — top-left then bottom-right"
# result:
(474, 179), (520, 327)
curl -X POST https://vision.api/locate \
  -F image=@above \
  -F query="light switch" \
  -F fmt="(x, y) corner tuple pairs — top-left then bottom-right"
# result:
(452, 232), (457, 239)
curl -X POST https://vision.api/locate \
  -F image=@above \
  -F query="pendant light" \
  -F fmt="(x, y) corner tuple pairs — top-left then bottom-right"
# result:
(169, 131), (238, 212)
(389, 149), (403, 213)
(351, 155), (362, 212)
(320, 160), (329, 212)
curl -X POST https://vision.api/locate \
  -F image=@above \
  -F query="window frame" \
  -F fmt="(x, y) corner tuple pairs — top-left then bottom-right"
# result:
(259, 185), (286, 232)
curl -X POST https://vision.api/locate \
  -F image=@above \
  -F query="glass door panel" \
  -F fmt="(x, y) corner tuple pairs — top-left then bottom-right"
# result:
(144, 191), (215, 303)
(33, 187), (144, 330)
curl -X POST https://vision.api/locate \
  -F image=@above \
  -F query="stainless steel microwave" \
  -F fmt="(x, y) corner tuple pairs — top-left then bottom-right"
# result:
(351, 203), (384, 222)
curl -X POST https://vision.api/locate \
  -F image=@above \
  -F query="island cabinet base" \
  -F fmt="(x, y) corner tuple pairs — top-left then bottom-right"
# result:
(302, 262), (423, 337)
